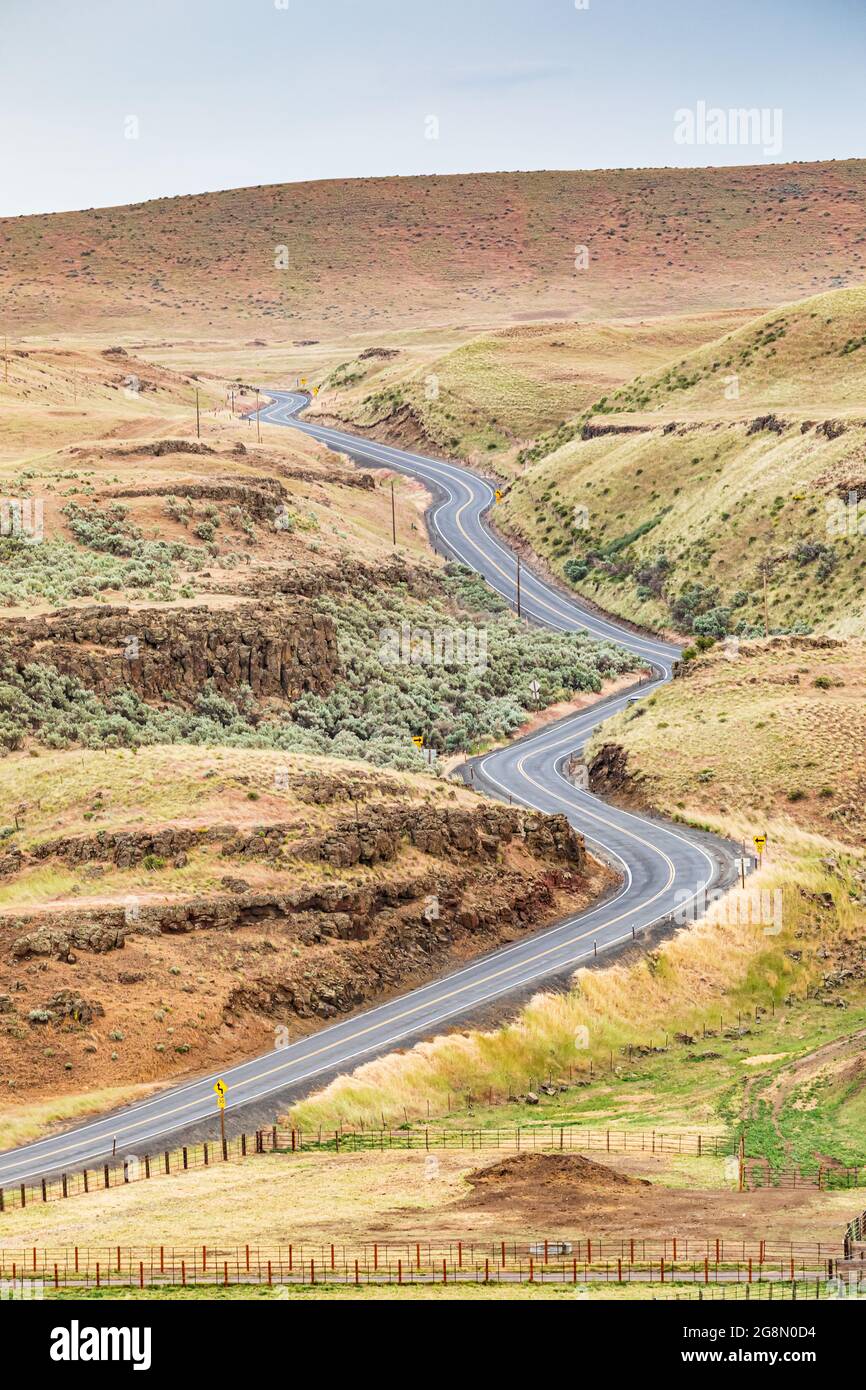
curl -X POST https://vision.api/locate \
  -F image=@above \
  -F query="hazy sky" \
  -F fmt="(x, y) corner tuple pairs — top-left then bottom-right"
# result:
(1, 0), (864, 216)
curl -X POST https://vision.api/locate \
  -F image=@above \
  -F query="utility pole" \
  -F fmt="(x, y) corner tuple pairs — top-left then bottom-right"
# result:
(229, 388), (234, 416)
(195, 388), (200, 438)
(255, 389), (261, 443)
(391, 480), (396, 545)
(516, 553), (522, 619)
(763, 565), (770, 637)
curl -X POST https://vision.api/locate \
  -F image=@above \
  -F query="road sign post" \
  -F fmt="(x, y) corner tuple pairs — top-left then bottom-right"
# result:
(214, 1079), (227, 1148)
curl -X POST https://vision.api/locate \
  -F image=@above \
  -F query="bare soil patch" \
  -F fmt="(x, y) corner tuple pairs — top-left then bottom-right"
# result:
(463, 1152), (648, 1211)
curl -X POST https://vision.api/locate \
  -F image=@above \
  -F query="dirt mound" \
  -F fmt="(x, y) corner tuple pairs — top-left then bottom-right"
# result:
(463, 1152), (649, 1209)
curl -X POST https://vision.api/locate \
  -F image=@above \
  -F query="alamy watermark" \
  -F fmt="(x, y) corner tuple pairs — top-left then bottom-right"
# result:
(674, 883), (783, 936)
(826, 492), (866, 538)
(1, 497), (43, 543)
(379, 622), (488, 673)
(674, 102), (783, 158)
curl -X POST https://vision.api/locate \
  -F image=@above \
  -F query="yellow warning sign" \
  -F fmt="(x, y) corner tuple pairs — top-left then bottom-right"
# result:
(412, 735), (424, 749)
(494, 489), (503, 503)
(214, 1078), (227, 1108)
(753, 835), (767, 856)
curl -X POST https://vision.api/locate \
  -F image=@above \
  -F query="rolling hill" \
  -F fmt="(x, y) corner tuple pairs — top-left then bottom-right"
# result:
(4, 162), (866, 338)
(497, 286), (866, 640)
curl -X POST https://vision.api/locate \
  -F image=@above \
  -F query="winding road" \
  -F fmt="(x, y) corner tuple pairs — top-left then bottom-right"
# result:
(0, 391), (736, 1186)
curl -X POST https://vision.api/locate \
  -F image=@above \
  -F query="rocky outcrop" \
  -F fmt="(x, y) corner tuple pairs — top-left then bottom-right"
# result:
(225, 875), (576, 1022)
(42, 990), (105, 1025)
(26, 826), (226, 870)
(12, 805), (583, 878)
(253, 554), (437, 600)
(0, 601), (339, 704)
(5, 806), (586, 965)
(588, 743), (632, 796)
(108, 476), (289, 522)
(6, 873), (547, 963)
(229, 804), (581, 871)
(11, 920), (127, 962)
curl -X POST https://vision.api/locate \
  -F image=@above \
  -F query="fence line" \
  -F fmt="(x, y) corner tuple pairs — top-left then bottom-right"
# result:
(745, 1163), (866, 1192)
(844, 1208), (866, 1258)
(0, 1245), (852, 1293)
(271, 1128), (866, 1189)
(0, 1125), (730, 1218)
(656, 1282), (846, 1302)
(265, 1125), (729, 1156)
(4, 1122), (863, 1219)
(0, 1132), (257, 1216)
(0, 1235), (845, 1274)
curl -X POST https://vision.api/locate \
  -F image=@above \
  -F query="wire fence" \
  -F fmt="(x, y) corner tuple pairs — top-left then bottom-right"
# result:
(0, 1132), (257, 1216)
(844, 1208), (866, 1259)
(0, 1125), (729, 1217)
(264, 1125), (730, 1156)
(3, 1123), (862, 1221)
(0, 1236), (846, 1274)
(656, 1281), (854, 1302)
(744, 1161), (866, 1191)
(0, 1242), (853, 1292)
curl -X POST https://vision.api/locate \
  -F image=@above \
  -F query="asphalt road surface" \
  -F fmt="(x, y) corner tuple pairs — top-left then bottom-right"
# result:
(0, 392), (736, 1185)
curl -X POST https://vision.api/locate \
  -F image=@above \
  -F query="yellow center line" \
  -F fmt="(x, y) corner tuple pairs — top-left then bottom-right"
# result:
(11, 399), (687, 1169)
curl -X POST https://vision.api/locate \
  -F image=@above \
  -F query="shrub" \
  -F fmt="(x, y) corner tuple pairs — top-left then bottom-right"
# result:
(0, 571), (639, 771)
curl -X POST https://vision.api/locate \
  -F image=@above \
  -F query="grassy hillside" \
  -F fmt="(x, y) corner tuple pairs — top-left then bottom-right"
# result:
(0, 741), (609, 1105)
(0, 344), (220, 464)
(605, 286), (866, 418)
(497, 286), (866, 639)
(290, 640), (866, 1171)
(0, 348), (634, 1123)
(307, 312), (752, 464)
(586, 637), (866, 849)
(3, 162), (866, 337)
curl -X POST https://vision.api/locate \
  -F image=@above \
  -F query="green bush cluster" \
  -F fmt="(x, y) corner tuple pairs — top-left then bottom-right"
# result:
(0, 502), (211, 606)
(0, 564), (638, 770)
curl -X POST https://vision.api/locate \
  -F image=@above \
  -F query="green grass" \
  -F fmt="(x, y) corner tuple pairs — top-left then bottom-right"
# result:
(314, 314), (753, 465)
(44, 1280), (750, 1301)
(497, 286), (866, 640)
(298, 992), (866, 1175)
(607, 286), (866, 416)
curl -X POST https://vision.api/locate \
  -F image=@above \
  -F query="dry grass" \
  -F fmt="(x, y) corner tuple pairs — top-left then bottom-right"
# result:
(288, 854), (846, 1131)
(0, 345), (219, 465)
(1, 1148), (861, 1252)
(4, 163), (866, 338)
(48, 1283), (671, 1301)
(0, 1084), (159, 1148)
(0, 744), (464, 846)
(288, 643), (866, 1135)
(588, 638), (866, 846)
(497, 286), (866, 637)
(305, 312), (753, 467)
(608, 286), (866, 418)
